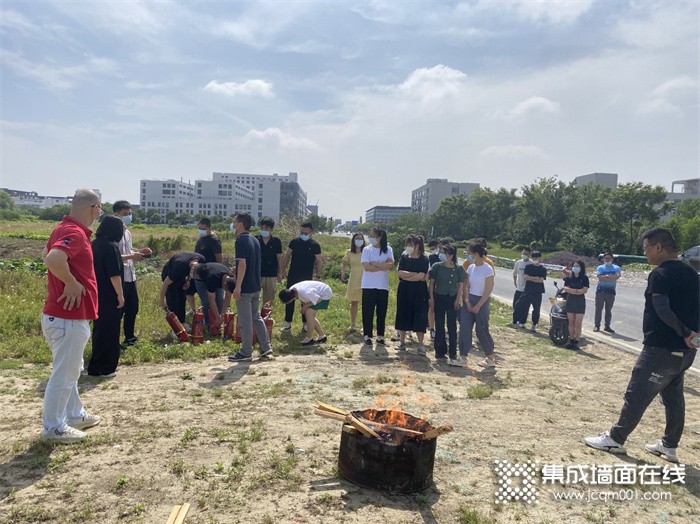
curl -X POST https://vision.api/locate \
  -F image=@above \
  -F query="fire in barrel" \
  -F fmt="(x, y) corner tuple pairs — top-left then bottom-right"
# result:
(314, 402), (453, 494)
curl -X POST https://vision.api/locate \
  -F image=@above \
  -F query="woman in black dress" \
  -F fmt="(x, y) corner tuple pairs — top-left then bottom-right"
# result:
(394, 234), (429, 354)
(88, 216), (125, 377)
(563, 260), (590, 350)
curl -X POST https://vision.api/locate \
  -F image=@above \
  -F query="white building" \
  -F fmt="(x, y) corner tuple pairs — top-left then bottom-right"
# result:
(574, 172), (618, 189)
(140, 172), (307, 221)
(411, 179), (480, 215)
(666, 178), (699, 205)
(365, 205), (412, 224)
(2, 188), (101, 209)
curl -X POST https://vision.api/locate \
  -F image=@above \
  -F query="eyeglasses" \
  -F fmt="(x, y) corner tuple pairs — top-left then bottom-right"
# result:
(91, 204), (108, 216)
(642, 242), (658, 252)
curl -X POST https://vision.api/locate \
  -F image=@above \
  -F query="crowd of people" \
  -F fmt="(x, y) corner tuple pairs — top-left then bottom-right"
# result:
(39, 189), (699, 467)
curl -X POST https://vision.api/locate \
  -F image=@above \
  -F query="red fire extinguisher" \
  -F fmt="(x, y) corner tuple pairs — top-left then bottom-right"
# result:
(208, 308), (220, 336)
(166, 311), (189, 342)
(192, 311), (205, 344)
(223, 311), (235, 341)
(261, 301), (272, 319)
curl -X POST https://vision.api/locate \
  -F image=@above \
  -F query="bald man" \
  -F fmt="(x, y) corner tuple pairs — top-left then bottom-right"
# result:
(41, 189), (103, 443)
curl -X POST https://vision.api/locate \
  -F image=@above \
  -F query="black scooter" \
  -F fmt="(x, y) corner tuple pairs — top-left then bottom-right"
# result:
(548, 281), (569, 346)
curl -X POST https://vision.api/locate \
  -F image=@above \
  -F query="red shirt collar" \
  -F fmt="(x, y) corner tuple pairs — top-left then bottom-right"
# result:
(61, 215), (93, 237)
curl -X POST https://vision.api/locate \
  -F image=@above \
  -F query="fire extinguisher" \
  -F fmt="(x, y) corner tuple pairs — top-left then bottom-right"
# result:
(192, 311), (205, 344)
(261, 301), (272, 319)
(223, 311), (235, 341)
(208, 308), (220, 336)
(166, 311), (189, 342)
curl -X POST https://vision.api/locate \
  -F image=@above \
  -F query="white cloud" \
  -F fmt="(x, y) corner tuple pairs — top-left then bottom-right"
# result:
(478, 145), (550, 161)
(491, 0), (594, 24)
(243, 128), (319, 150)
(49, 0), (170, 37)
(615, 2), (698, 49)
(397, 65), (467, 99)
(203, 80), (274, 98)
(636, 98), (682, 118)
(652, 75), (696, 97)
(125, 81), (170, 90)
(506, 96), (561, 119)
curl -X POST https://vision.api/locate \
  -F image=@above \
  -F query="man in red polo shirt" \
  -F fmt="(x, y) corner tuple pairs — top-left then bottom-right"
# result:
(41, 189), (102, 443)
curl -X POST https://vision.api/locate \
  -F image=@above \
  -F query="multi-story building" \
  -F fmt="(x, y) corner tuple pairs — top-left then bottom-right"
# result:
(574, 172), (618, 189)
(411, 179), (479, 215)
(666, 178), (699, 206)
(365, 205), (413, 224)
(139, 172), (307, 221)
(2, 188), (100, 208)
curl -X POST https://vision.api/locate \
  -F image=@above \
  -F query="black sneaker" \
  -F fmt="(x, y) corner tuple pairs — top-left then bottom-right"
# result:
(363, 336), (372, 346)
(123, 337), (138, 346)
(604, 326), (615, 333)
(376, 337), (386, 345)
(564, 340), (575, 349)
(592, 326), (600, 332)
(228, 352), (252, 362)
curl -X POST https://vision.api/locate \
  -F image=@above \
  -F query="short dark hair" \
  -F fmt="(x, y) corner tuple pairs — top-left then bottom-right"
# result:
(194, 263), (210, 281)
(300, 221), (313, 230)
(259, 216), (275, 229)
(279, 288), (297, 303)
(225, 276), (236, 293)
(95, 215), (124, 243)
(468, 243), (487, 258)
(113, 200), (131, 213)
(531, 251), (542, 258)
(603, 251), (614, 258)
(642, 228), (677, 251)
(198, 217), (212, 228)
(428, 239), (439, 248)
(522, 247), (532, 253)
(234, 212), (253, 231)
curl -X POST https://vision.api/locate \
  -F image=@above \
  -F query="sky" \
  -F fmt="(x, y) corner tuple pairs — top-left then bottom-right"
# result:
(1, 1), (698, 222)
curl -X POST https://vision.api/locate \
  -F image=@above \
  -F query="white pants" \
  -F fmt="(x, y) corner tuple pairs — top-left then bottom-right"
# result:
(41, 314), (90, 431)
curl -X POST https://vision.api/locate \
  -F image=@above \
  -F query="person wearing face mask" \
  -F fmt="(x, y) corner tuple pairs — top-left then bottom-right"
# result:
(429, 244), (466, 364)
(563, 260), (590, 350)
(462, 238), (496, 273)
(159, 251), (205, 326)
(508, 247), (532, 328)
(113, 200), (152, 346)
(460, 244), (496, 367)
(361, 228), (395, 346)
(40, 189), (102, 443)
(394, 235), (430, 352)
(593, 252), (621, 333)
(194, 218), (223, 330)
(513, 250), (547, 331)
(256, 217), (284, 305)
(426, 239), (442, 340)
(341, 233), (367, 331)
(280, 221), (323, 332)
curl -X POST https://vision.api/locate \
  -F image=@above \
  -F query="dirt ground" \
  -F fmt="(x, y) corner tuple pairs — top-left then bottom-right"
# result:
(1, 326), (699, 524)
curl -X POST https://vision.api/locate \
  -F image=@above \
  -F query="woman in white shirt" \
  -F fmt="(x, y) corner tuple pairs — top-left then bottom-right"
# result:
(459, 243), (496, 368)
(361, 228), (394, 346)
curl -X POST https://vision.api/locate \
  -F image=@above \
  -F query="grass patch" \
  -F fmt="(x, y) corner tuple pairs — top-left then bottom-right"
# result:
(466, 383), (497, 399)
(458, 507), (498, 524)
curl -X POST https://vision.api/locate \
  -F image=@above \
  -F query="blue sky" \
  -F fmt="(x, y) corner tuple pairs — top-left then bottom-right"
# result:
(1, 1), (698, 222)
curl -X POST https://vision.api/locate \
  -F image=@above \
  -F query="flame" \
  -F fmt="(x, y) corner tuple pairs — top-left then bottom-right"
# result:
(383, 409), (410, 428)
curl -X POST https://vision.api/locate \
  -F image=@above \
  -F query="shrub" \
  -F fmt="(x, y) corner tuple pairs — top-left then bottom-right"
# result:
(543, 251), (597, 269)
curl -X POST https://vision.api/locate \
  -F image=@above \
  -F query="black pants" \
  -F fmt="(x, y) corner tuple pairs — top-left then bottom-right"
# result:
(284, 274), (310, 324)
(433, 293), (458, 359)
(362, 288), (389, 338)
(122, 280), (139, 340)
(166, 282), (195, 323)
(89, 301), (123, 375)
(514, 291), (542, 325)
(512, 290), (523, 322)
(610, 346), (696, 448)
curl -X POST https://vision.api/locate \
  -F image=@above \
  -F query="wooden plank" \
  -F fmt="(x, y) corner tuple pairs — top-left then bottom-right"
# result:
(165, 506), (181, 524)
(315, 402), (349, 415)
(173, 503), (190, 524)
(346, 414), (381, 439)
(419, 424), (454, 441)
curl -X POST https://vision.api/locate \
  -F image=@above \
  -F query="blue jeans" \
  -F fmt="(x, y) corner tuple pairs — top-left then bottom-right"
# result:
(610, 345), (696, 448)
(195, 280), (224, 325)
(42, 315), (90, 431)
(458, 295), (494, 357)
(236, 291), (272, 357)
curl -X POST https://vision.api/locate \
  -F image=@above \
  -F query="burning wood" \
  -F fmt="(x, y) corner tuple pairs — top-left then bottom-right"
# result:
(345, 414), (382, 439)
(418, 424), (454, 441)
(314, 409), (423, 436)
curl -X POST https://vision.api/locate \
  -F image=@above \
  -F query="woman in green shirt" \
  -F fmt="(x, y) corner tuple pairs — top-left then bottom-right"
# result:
(428, 245), (466, 364)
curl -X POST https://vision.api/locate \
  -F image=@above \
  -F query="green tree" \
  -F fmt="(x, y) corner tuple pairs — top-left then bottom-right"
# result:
(665, 198), (700, 251)
(511, 177), (568, 247)
(146, 209), (161, 224)
(610, 182), (671, 254)
(38, 204), (71, 221)
(0, 189), (16, 210)
(559, 183), (617, 255)
(430, 194), (471, 239)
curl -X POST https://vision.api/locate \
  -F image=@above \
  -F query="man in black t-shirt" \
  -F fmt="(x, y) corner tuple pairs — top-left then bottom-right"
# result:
(513, 251), (547, 329)
(256, 217), (283, 305)
(279, 221), (323, 332)
(159, 252), (205, 323)
(193, 262), (233, 327)
(585, 229), (700, 463)
(194, 218), (223, 327)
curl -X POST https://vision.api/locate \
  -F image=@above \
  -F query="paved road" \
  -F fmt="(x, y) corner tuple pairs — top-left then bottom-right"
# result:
(490, 265), (646, 345)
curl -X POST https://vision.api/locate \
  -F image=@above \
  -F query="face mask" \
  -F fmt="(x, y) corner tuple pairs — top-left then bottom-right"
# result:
(439, 253), (448, 262)
(299, 233), (310, 241)
(572, 267), (581, 275)
(433, 249), (440, 255)
(121, 214), (132, 226)
(405, 246), (415, 256)
(465, 255), (474, 263)
(532, 259), (540, 265)
(368, 237), (378, 246)
(229, 223), (235, 233)
(259, 230), (270, 238)
(604, 261), (612, 267)
(198, 229), (207, 237)
(354, 239), (364, 248)
(521, 254), (529, 261)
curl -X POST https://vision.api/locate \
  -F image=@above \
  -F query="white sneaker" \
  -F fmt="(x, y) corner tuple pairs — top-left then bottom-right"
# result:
(448, 357), (464, 367)
(506, 322), (518, 328)
(66, 413), (101, 430)
(516, 322), (526, 329)
(584, 431), (627, 454)
(302, 323), (308, 333)
(645, 440), (679, 463)
(390, 332), (400, 342)
(396, 342), (406, 351)
(477, 358), (496, 368)
(416, 346), (426, 356)
(41, 426), (86, 443)
(280, 323), (292, 332)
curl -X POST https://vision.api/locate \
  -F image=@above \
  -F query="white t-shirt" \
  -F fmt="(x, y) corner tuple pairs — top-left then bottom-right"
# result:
(360, 245), (394, 291)
(291, 281), (332, 305)
(118, 227), (136, 283)
(467, 263), (494, 297)
(512, 259), (532, 292)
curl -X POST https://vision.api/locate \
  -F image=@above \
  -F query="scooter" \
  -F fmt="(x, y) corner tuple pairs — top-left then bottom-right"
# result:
(548, 281), (569, 346)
